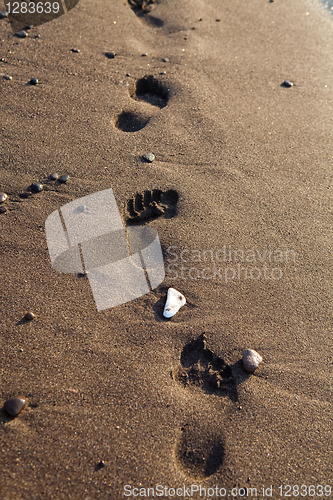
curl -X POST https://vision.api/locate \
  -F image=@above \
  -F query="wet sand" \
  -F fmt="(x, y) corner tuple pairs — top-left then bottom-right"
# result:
(0, 0), (332, 498)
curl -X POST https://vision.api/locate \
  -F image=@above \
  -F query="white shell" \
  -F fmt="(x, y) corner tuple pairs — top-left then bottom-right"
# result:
(242, 349), (263, 373)
(163, 287), (186, 318)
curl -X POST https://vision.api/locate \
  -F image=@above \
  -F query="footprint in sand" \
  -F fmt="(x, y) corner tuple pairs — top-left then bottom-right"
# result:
(127, 0), (164, 28)
(127, 189), (178, 224)
(173, 334), (241, 479)
(114, 76), (169, 132)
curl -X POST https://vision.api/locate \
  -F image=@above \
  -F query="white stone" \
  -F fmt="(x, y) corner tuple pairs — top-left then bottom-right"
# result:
(163, 287), (186, 318)
(242, 349), (263, 373)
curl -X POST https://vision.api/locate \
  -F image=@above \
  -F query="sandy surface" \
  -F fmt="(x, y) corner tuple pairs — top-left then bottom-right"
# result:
(0, 0), (332, 498)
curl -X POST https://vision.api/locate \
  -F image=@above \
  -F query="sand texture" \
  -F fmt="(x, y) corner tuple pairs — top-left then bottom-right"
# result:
(0, 0), (332, 498)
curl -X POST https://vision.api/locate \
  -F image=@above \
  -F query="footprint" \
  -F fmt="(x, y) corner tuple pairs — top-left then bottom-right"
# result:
(127, 189), (178, 224)
(127, 0), (164, 27)
(175, 333), (238, 402)
(130, 75), (169, 108)
(114, 110), (151, 132)
(175, 422), (225, 479)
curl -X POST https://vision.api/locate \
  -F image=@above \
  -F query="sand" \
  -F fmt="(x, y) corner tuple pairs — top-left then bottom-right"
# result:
(0, 0), (332, 498)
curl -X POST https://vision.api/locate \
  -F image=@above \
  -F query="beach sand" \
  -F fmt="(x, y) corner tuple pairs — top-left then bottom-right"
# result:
(0, 0), (332, 498)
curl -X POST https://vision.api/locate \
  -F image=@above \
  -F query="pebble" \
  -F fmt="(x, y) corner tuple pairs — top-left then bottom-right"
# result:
(126, 73), (131, 77)
(242, 349), (263, 373)
(0, 206), (7, 213)
(0, 192), (7, 203)
(77, 204), (86, 212)
(15, 30), (28, 38)
(163, 287), (186, 318)
(30, 78), (38, 85)
(105, 52), (115, 59)
(59, 174), (69, 183)
(4, 396), (27, 417)
(142, 153), (155, 163)
(71, 48), (80, 53)
(3, 75), (12, 80)
(19, 192), (31, 198)
(162, 58), (169, 62)
(97, 460), (105, 468)
(50, 173), (58, 180)
(25, 311), (35, 320)
(282, 80), (293, 88)
(31, 182), (43, 192)
(0, 11), (9, 19)
(25, 24), (33, 29)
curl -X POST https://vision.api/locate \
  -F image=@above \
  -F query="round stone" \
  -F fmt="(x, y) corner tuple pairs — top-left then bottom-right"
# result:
(282, 80), (293, 88)
(3, 75), (12, 80)
(0, 11), (9, 19)
(50, 173), (58, 180)
(0, 206), (7, 213)
(31, 182), (43, 192)
(142, 153), (155, 163)
(30, 78), (38, 85)
(59, 174), (69, 183)
(4, 396), (27, 417)
(15, 30), (28, 38)
(105, 52), (115, 59)
(71, 48), (80, 53)
(162, 58), (169, 62)
(77, 204), (86, 212)
(25, 311), (35, 320)
(242, 349), (263, 373)
(0, 192), (7, 203)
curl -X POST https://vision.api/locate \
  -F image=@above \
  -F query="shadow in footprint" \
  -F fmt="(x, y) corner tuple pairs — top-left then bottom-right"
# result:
(175, 422), (225, 479)
(114, 111), (150, 132)
(127, 189), (178, 224)
(175, 333), (239, 402)
(130, 75), (169, 108)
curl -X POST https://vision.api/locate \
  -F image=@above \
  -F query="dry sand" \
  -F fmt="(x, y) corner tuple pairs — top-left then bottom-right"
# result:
(0, 0), (332, 498)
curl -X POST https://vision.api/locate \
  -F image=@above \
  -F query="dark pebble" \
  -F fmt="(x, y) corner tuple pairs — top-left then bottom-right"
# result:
(142, 53), (148, 57)
(71, 48), (80, 53)
(0, 58), (6, 62)
(162, 58), (169, 62)
(50, 173), (58, 180)
(0, 192), (7, 203)
(59, 174), (69, 183)
(126, 73), (130, 77)
(25, 24), (33, 29)
(19, 192), (31, 198)
(105, 52), (115, 59)
(30, 78), (38, 85)
(3, 75), (12, 80)
(4, 396), (27, 417)
(282, 80), (293, 88)
(0, 206), (7, 213)
(31, 182), (43, 192)
(0, 11), (9, 19)
(25, 311), (35, 320)
(97, 460), (105, 469)
(142, 153), (155, 163)
(15, 30), (28, 38)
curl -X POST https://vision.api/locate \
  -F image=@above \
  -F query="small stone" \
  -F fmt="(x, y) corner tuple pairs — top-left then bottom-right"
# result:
(0, 206), (7, 213)
(0, 11), (9, 19)
(126, 73), (130, 77)
(71, 48), (80, 53)
(25, 24), (34, 29)
(162, 58), (169, 62)
(142, 53), (148, 57)
(77, 204), (86, 212)
(142, 153), (155, 163)
(97, 460), (105, 468)
(4, 396), (27, 417)
(163, 287), (186, 318)
(3, 75), (12, 80)
(242, 349), (263, 373)
(19, 192), (31, 198)
(19, 349), (23, 352)
(282, 80), (293, 88)
(25, 311), (35, 320)
(0, 192), (7, 203)
(50, 173), (58, 180)
(15, 30), (28, 38)
(105, 52), (115, 59)
(59, 174), (69, 183)
(31, 182), (43, 192)
(30, 78), (38, 85)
